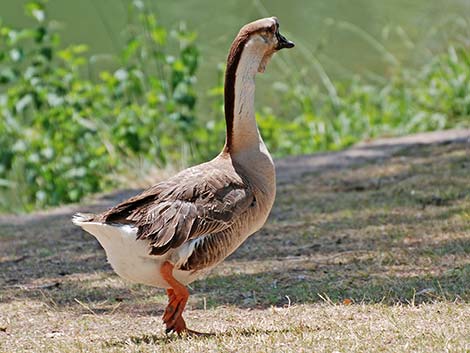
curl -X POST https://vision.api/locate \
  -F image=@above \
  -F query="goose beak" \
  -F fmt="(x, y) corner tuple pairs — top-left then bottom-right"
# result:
(276, 32), (295, 50)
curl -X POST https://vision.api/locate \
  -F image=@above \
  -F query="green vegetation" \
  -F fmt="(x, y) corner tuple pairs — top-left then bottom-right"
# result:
(0, 1), (204, 211)
(0, 1), (469, 212)
(264, 47), (470, 155)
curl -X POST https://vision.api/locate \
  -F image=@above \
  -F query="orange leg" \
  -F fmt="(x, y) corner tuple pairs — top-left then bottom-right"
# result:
(160, 261), (209, 336)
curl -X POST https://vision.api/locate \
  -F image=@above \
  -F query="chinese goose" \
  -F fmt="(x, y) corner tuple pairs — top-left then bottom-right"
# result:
(72, 17), (294, 335)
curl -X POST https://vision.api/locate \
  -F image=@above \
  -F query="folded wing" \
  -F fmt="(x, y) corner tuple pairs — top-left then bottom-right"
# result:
(95, 165), (254, 255)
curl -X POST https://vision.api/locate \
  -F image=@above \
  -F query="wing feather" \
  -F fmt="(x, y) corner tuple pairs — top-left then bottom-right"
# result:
(95, 161), (254, 255)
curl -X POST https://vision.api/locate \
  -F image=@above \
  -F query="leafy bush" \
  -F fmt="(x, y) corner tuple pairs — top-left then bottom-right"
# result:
(258, 46), (470, 157)
(0, 1), (202, 211)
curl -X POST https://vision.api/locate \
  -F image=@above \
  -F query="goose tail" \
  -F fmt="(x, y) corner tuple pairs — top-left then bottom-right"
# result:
(72, 212), (95, 225)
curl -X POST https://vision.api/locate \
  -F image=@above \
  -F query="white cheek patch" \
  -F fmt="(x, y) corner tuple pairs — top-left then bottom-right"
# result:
(243, 35), (275, 73)
(246, 35), (267, 48)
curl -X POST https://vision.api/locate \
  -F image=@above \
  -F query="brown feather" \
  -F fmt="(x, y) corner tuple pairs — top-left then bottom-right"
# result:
(93, 157), (255, 255)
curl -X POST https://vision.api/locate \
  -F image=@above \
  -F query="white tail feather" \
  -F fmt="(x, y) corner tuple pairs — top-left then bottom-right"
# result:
(71, 212), (95, 225)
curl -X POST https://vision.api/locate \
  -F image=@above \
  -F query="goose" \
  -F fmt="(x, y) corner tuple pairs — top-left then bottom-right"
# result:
(72, 17), (294, 335)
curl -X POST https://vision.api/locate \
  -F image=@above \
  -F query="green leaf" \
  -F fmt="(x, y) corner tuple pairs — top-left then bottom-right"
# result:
(151, 28), (167, 45)
(25, 1), (46, 23)
(15, 94), (33, 113)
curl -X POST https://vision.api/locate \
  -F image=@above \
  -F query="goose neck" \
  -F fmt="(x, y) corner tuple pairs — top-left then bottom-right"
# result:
(224, 39), (265, 153)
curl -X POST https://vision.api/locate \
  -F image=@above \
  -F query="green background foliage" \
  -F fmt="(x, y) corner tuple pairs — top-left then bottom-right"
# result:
(0, 1), (469, 212)
(0, 1), (207, 211)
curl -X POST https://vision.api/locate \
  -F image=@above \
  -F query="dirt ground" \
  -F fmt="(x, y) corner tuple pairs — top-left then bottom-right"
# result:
(1, 129), (469, 352)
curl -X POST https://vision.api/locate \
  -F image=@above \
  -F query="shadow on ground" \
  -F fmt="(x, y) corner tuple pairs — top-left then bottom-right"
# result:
(0, 130), (469, 313)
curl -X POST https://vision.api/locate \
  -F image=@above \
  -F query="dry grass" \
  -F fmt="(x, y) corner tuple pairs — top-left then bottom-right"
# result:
(1, 132), (469, 352)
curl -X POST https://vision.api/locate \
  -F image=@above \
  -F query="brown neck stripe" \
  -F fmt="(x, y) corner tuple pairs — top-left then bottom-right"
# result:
(223, 31), (251, 152)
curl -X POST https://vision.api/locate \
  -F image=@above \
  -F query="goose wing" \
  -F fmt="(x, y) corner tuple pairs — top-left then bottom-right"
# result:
(95, 162), (254, 255)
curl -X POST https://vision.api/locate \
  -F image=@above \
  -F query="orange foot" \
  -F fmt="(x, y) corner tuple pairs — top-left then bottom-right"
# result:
(160, 261), (212, 337)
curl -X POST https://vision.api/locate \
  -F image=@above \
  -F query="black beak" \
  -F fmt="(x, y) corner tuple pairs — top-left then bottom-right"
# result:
(276, 32), (295, 50)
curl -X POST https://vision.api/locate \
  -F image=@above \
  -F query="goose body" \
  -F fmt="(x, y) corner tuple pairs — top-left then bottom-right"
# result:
(73, 153), (275, 287)
(72, 17), (294, 335)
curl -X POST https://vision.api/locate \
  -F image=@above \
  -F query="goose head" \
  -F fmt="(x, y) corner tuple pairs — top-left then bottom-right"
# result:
(228, 17), (295, 74)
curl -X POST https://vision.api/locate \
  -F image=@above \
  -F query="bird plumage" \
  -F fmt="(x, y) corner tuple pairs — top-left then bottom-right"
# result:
(72, 16), (294, 335)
